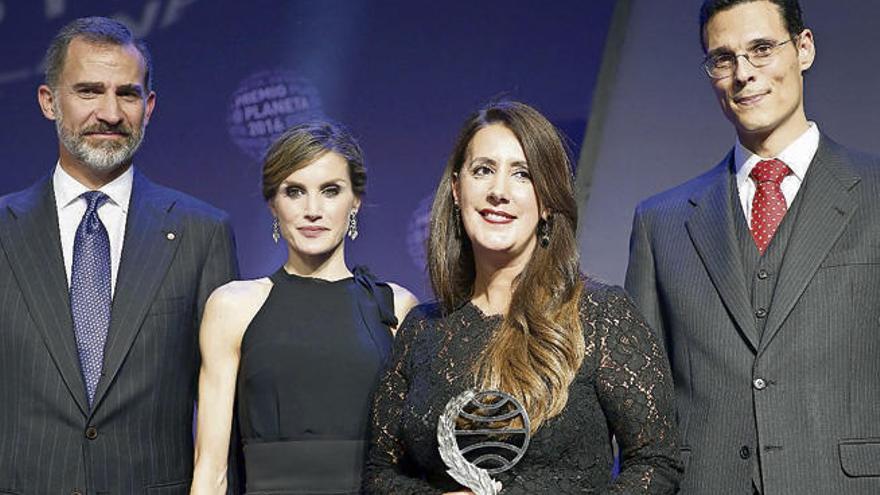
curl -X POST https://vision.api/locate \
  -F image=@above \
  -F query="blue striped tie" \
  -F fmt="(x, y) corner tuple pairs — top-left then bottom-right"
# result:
(70, 191), (112, 406)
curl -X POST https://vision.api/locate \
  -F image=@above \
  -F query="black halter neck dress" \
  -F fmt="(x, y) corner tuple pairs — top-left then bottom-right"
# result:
(236, 266), (396, 494)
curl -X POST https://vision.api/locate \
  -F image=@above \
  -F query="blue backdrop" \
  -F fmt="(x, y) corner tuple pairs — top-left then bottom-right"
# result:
(0, 0), (614, 298)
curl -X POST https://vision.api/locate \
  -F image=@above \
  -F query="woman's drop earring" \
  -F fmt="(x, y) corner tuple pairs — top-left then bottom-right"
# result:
(537, 218), (551, 248)
(347, 210), (359, 240)
(272, 217), (281, 244)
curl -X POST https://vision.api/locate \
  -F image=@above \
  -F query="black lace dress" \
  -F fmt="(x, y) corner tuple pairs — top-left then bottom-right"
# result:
(363, 280), (682, 494)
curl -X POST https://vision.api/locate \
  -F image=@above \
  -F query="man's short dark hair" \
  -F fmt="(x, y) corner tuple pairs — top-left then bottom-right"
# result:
(43, 16), (153, 92)
(699, 0), (805, 51)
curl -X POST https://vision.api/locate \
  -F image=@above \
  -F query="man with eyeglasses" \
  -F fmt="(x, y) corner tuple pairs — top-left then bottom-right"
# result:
(625, 0), (880, 493)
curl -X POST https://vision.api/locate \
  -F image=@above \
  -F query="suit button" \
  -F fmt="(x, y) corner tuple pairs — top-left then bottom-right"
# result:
(757, 269), (769, 280)
(753, 378), (767, 390)
(739, 446), (751, 459)
(755, 308), (768, 318)
(85, 426), (98, 440)
(72, 490), (83, 495)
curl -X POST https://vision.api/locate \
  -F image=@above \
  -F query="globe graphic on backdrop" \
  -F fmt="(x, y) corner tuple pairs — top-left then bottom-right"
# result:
(227, 70), (324, 161)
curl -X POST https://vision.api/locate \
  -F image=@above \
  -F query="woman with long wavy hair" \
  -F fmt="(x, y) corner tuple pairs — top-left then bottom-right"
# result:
(363, 101), (682, 493)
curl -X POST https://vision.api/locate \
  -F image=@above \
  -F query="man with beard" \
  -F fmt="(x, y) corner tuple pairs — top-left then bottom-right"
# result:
(0, 17), (238, 493)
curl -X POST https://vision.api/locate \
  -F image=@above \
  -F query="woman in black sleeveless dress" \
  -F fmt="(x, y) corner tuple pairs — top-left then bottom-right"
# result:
(191, 122), (417, 494)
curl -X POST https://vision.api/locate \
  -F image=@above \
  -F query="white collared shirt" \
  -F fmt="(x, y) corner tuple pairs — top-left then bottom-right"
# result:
(53, 163), (133, 296)
(734, 122), (820, 228)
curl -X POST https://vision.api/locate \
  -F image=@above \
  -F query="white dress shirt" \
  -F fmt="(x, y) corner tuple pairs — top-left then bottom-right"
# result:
(53, 163), (133, 296)
(734, 122), (820, 228)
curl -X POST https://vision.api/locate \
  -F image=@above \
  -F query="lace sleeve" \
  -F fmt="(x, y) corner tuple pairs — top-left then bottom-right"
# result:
(590, 286), (682, 494)
(362, 308), (442, 494)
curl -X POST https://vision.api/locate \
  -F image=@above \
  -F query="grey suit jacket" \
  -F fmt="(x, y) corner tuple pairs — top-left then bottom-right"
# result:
(0, 171), (238, 494)
(625, 136), (880, 494)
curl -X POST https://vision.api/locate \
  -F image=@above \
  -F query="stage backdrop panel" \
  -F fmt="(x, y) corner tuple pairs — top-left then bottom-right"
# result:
(0, 0), (615, 299)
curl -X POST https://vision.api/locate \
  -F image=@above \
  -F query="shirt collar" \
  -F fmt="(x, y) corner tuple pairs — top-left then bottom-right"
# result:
(734, 122), (820, 186)
(52, 162), (135, 213)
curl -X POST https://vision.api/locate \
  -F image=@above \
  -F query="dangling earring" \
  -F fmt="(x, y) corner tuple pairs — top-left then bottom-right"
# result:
(272, 217), (281, 244)
(452, 203), (462, 239)
(537, 217), (551, 248)
(347, 210), (359, 240)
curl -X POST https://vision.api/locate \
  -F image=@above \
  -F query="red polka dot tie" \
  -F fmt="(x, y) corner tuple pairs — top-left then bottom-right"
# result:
(749, 159), (791, 254)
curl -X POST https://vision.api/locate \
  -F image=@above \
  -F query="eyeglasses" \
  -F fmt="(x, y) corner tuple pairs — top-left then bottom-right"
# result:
(702, 37), (796, 79)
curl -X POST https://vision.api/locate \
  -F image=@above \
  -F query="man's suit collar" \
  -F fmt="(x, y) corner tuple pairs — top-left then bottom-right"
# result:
(0, 175), (89, 414)
(0, 171), (185, 416)
(52, 163), (135, 213)
(3, 173), (53, 216)
(758, 134), (860, 354)
(687, 150), (734, 208)
(685, 151), (760, 351)
(811, 135), (861, 190)
(734, 122), (820, 184)
(685, 133), (862, 354)
(688, 134), (861, 205)
(90, 170), (184, 412)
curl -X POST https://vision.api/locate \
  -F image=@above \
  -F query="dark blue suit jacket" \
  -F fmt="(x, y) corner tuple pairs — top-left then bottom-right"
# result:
(0, 170), (238, 494)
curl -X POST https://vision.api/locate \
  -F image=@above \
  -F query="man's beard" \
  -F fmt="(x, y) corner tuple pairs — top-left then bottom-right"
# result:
(55, 104), (146, 173)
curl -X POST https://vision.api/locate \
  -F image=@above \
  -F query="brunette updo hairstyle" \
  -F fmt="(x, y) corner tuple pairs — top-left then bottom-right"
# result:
(262, 121), (366, 201)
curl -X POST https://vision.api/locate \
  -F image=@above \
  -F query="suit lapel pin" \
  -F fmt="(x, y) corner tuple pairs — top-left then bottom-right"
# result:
(166, 232), (176, 241)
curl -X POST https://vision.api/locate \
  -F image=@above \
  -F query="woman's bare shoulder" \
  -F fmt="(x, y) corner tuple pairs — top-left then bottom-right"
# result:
(203, 277), (275, 345)
(210, 278), (273, 307)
